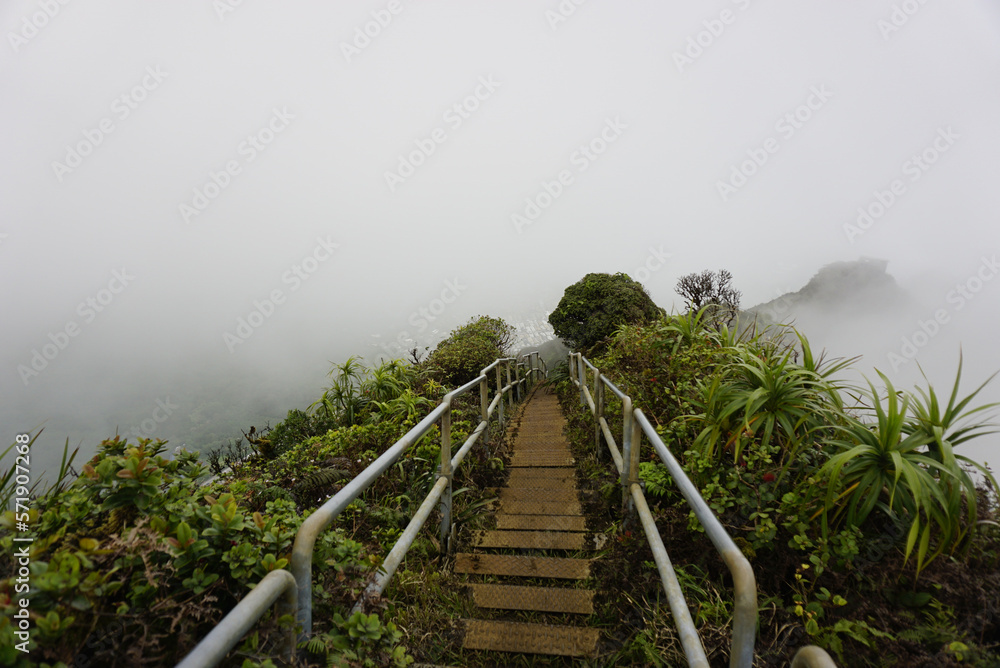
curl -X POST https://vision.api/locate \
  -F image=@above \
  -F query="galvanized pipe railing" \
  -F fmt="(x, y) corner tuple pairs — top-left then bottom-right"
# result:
(178, 352), (544, 667)
(176, 569), (297, 668)
(290, 397), (450, 638)
(634, 408), (758, 668)
(569, 352), (757, 668)
(570, 355), (629, 497)
(357, 355), (546, 608)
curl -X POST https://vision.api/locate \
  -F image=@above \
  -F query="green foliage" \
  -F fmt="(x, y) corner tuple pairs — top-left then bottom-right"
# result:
(549, 272), (662, 350)
(266, 408), (336, 457)
(638, 462), (671, 499)
(78, 438), (170, 511)
(0, 321), (538, 666)
(425, 315), (515, 386)
(570, 310), (1000, 665)
(818, 365), (996, 579)
(303, 612), (414, 668)
(368, 389), (433, 425)
(0, 436), (313, 663)
(682, 339), (843, 480)
(903, 355), (999, 553)
(811, 618), (895, 664)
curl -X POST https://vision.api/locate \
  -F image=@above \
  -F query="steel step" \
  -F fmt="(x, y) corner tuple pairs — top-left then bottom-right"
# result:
(468, 583), (594, 614)
(499, 499), (583, 516)
(454, 553), (592, 579)
(495, 514), (587, 532)
(462, 619), (599, 657)
(473, 530), (587, 550)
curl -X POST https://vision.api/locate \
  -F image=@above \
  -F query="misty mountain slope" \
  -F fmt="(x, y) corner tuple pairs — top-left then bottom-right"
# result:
(740, 258), (919, 367)
(747, 258), (912, 326)
(517, 337), (568, 372)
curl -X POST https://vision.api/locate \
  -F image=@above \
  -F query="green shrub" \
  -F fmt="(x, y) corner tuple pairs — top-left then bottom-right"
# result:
(425, 315), (514, 386)
(549, 273), (662, 350)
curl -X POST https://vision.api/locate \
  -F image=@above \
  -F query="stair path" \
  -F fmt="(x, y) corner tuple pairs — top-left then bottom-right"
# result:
(455, 385), (601, 659)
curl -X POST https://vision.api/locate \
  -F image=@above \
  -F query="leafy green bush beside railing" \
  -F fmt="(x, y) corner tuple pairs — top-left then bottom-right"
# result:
(571, 308), (1000, 665)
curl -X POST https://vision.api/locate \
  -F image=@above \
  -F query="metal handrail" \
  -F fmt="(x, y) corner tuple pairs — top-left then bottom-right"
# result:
(177, 351), (545, 667)
(176, 570), (297, 667)
(569, 352), (757, 668)
(634, 408), (758, 668)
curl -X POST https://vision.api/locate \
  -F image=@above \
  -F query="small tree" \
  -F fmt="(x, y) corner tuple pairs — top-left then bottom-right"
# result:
(548, 273), (662, 350)
(425, 315), (516, 386)
(675, 269), (741, 324)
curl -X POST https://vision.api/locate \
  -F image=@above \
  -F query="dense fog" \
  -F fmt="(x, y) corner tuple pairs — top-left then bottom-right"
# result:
(2, 1), (998, 483)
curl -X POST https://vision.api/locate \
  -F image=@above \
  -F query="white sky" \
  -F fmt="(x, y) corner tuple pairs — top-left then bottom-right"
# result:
(2, 0), (999, 476)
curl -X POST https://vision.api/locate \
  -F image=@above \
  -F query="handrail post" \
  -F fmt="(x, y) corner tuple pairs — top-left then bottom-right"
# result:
(495, 364), (505, 428)
(620, 397), (633, 507)
(594, 370), (604, 461)
(505, 359), (513, 401)
(439, 397), (453, 550)
(626, 414), (642, 518)
(577, 354), (586, 406)
(480, 375), (489, 446)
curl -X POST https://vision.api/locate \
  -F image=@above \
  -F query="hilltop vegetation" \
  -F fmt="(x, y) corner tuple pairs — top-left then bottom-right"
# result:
(566, 310), (999, 664)
(0, 316), (518, 667)
(546, 269), (1000, 666)
(4, 270), (1000, 666)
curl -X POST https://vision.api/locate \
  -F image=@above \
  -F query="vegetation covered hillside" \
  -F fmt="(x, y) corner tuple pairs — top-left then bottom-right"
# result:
(551, 305), (1000, 666)
(0, 316), (518, 667)
(4, 282), (1000, 667)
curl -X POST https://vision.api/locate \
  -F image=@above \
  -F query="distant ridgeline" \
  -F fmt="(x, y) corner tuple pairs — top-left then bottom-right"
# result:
(746, 257), (911, 326)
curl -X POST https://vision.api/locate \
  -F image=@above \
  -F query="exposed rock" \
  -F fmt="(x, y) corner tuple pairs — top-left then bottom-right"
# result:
(748, 257), (910, 325)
